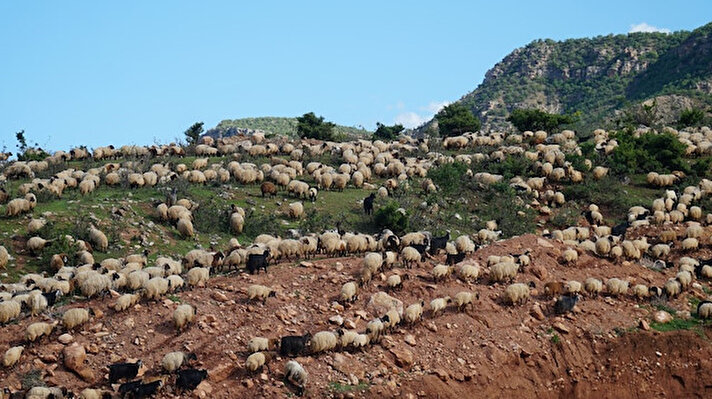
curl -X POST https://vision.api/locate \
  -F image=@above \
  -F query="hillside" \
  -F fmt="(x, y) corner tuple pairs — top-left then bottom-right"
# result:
(422, 22), (712, 134)
(206, 117), (371, 140)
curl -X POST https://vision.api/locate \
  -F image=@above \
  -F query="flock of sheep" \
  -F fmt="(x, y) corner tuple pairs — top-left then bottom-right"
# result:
(1, 124), (712, 397)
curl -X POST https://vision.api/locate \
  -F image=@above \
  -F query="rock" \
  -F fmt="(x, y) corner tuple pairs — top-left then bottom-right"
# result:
(92, 308), (104, 319)
(332, 353), (349, 374)
(530, 304), (546, 321)
(639, 320), (650, 331)
(653, 311), (673, 324)
(389, 347), (414, 370)
(260, 373), (269, 381)
(552, 323), (570, 334)
(63, 343), (94, 381)
(299, 261), (314, 268)
(243, 379), (254, 388)
(367, 292), (403, 317)
(58, 334), (74, 344)
(354, 310), (368, 320)
(329, 315), (344, 326)
(529, 264), (548, 280)
(344, 319), (356, 329)
(209, 362), (235, 383)
(537, 238), (554, 248)
(335, 262), (344, 272)
(404, 334), (416, 346)
(425, 322), (437, 332)
(211, 292), (229, 302)
(433, 368), (449, 381)
(194, 381), (212, 398)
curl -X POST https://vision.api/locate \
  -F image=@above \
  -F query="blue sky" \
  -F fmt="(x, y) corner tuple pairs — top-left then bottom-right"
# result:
(1, 1), (710, 151)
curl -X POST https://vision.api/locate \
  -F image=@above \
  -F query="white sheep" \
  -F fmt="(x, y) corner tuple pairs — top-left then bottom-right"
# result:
(144, 277), (170, 300)
(431, 264), (453, 282)
(114, 293), (140, 312)
(186, 267), (210, 288)
(310, 331), (338, 354)
(3, 345), (23, 368)
(247, 337), (279, 354)
(632, 284), (649, 299)
(489, 261), (518, 283)
(454, 291), (477, 311)
(605, 278), (628, 297)
(63, 308), (90, 330)
(504, 283), (530, 305)
(246, 352), (272, 372)
(457, 262), (480, 281)
(0, 300), (21, 323)
(162, 351), (197, 372)
(584, 278), (603, 297)
(400, 247), (421, 268)
(247, 284), (276, 303)
(174, 304), (196, 330)
(404, 301), (425, 324)
(26, 321), (58, 342)
(430, 297), (451, 316)
(565, 281), (582, 295)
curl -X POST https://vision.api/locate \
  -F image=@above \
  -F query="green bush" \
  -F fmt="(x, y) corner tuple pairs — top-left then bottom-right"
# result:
(677, 108), (705, 128)
(427, 162), (469, 193)
(609, 129), (687, 175)
(373, 201), (409, 234)
(507, 109), (578, 132)
(435, 103), (481, 137)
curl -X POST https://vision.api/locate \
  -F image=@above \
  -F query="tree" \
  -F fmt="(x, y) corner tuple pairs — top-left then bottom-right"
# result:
(15, 130), (27, 154)
(184, 122), (204, 145)
(373, 122), (404, 141)
(507, 109), (578, 132)
(435, 103), (481, 137)
(296, 112), (335, 140)
(677, 108), (706, 128)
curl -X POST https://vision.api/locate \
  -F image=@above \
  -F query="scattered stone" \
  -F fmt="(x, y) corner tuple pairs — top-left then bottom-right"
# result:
(425, 322), (437, 332)
(389, 348), (414, 370)
(344, 319), (356, 329)
(299, 261), (314, 268)
(194, 381), (212, 398)
(653, 311), (673, 324)
(58, 334), (74, 344)
(63, 343), (94, 381)
(367, 292), (403, 317)
(433, 368), (449, 381)
(530, 304), (545, 321)
(536, 238), (554, 248)
(404, 334), (416, 346)
(639, 320), (650, 331)
(552, 322), (570, 334)
(529, 264), (547, 280)
(209, 363), (234, 383)
(329, 315), (344, 326)
(211, 292), (229, 302)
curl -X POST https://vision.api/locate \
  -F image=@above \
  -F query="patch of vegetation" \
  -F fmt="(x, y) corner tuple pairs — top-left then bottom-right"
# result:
(428, 162), (469, 194)
(435, 103), (481, 137)
(296, 112), (336, 141)
(372, 122), (404, 141)
(328, 382), (370, 393)
(550, 333), (561, 345)
(507, 108), (578, 132)
(608, 129), (688, 175)
(209, 116), (370, 139)
(21, 369), (45, 390)
(373, 201), (409, 234)
(550, 205), (580, 229)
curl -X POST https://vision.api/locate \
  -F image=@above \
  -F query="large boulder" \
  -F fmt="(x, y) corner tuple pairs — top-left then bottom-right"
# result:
(367, 292), (403, 317)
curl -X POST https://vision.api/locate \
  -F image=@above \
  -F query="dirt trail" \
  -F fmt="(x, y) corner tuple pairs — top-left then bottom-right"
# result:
(1, 234), (711, 398)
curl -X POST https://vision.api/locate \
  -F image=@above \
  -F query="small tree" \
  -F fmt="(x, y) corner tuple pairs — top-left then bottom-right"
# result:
(373, 122), (404, 141)
(296, 112), (335, 141)
(373, 201), (409, 234)
(15, 130), (27, 154)
(677, 108), (705, 128)
(435, 103), (481, 137)
(507, 109), (577, 132)
(184, 122), (204, 145)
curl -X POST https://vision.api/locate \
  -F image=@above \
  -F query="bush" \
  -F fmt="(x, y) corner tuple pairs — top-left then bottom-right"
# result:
(468, 184), (536, 237)
(297, 112), (335, 141)
(609, 129), (687, 175)
(427, 162), (469, 193)
(677, 108), (705, 128)
(373, 201), (409, 234)
(372, 123), (404, 141)
(193, 198), (231, 234)
(507, 109), (578, 132)
(435, 103), (481, 137)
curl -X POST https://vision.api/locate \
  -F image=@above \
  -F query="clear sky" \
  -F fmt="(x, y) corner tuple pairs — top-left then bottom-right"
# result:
(1, 1), (710, 152)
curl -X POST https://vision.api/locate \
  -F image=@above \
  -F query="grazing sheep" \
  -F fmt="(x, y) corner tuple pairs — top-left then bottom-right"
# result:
(247, 284), (276, 303)
(0, 300), (21, 323)
(310, 331), (338, 354)
(288, 202), (304, 219)
(284, 360), (308, 396)
(62, 308), (90, 330)
(279, 333), (312, 357)
(553, 295), (579, 314)
(186, 267), (210, 288)
(3, 345), (23, 368)
(26, 321), (58, 342)
(88, 225), (108, 252)
(260, 182), (277, 197)
(386, 274), (405, 290)
(584, 278), (603, 297)
(246, 352), (272, 372)
(455, 235), (476, 253)
(174, 304), (196, 330)
(676, 270), (693, 289)
(247, 337), (279, 354)
(664, 279), (681, 298)
(431, 264), (453, 282)
(681, 238), (699, 251)
(697, 301), (712, 319)
(454, 291), (478, 311)
(504, 283), (530, 305)
(404, 301), (425, 324)
(632, 284), (649, 299)
(400, 246), (421, 268)
(430, 297), (451, 316)
(490, 261), (518, 283)
(544, 282), (565, 298)
(457, 262), (480, 281)
(0, 245), (8, 269)
(114, 293), (141, 312)
(177, 217), (194, 238)
(340, 281), (358, 303)
(366, 316), (389, 343)
(605, 278), (629, 297)
(650, 244), (671, 258)
(565, 281), (582, 295)
(562, 248), (578, 264)
(109, 360), (142, 383)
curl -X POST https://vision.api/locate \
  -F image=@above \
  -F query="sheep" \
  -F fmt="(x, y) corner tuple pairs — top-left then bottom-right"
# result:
(114, 293), (141, 312)
(383, 309), (401, 331)
(686, 224), (703, 238)
(584, 278), (603, 297)
(0, 300), (21, 323)
(592, 166), (608, 180)
(284, 360), (308, 396)
(676, 270), (693, 289)
(27, 237), (50, 254)
(340, 281), (358, 303)
(457, 262), (480, 281)
(144, 277), (170, 300)
(454, 291), (478, 311)
(400, 246), (421, 268)
(3, 345), (23, 368)
(632, 284), (649, 299)
(308, 187), (318, 202)
(605, 278), (629, 297)
(489, 261), (518, 283)
(247, 284), (276, 303)
(161, 351), (197, 373)
(246, 249), (270, 274)
(562, 248), (578, 264)
(78, 388), (111, 399)
(167, 275), (185, 292)
(186, 267), (210, 288)
(279, 333), (312, 357)
(595, 237), (612, 256)
(174, 304), (196, 330)
(699, 265), (712, 280)
(697, 301), (712, 319)
(404, 300), (425, 324)
(310, 331), (338, 354)
(247, 337), (279, 354)
(0, 245), (8, 269)
(455, 235), (476, 253)
(430, 297), (451, 316)
(650, 244), (671, 258)
(62, 308), (90, 330)
(109, 360), (143, 383)
(177, 217), (194, 237)
(504, 283), (530, 305)
(664, 279), (681, 298)
(88, 225), (108, 251)
(565, 280), (582, 295)
(79, 272), (111, 298)
(366, 316), (390, 342)
(432, 264), (453, 283)
(127, 270), (150, 291)
(681, 237), (699, 251)
(25, 387), (70, 399)
(26, 321), (58, 342)
(246, 352), (273, 373)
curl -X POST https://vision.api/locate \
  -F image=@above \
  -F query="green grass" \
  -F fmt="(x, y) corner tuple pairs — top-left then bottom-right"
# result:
(550, 333), (561, 345)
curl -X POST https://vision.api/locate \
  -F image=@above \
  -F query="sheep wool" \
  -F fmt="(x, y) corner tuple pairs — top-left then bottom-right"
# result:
(63, 308), (90, 330)
(186, 267), (210, 288)
(0, 245), (8, 269)
(0, 300), (21, 323)
(404, 301), (425, 324)
(114, 293), (140, 312)
(310, 331), (338, 354)
(340, 282), (358, 303)
(430, 297), (450, 316)
(162, 351), (196, 372)
(247, 284), (275, 303)
(584, 278), (603, 297)
(454, 291), (477, 311)
(174, 304), (196, 330)
(88, 226), (108, 252)
(246, 352), (271, 372)
(504, 283), (530, 305)
(3, 345), (23, 367)
(26, 321), (57, 342)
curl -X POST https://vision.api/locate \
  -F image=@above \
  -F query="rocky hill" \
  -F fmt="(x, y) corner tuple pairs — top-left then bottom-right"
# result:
(422, 22), (712, 134)
(206, 117), (371, 140)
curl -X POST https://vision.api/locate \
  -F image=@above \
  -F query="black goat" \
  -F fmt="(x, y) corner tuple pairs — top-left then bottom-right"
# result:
(280, 333), (312, 357)
(246, 249), (271, 274)
(553, 295), (579, 315)
(108, 359), (142, 383)
(176, 369), (208, 391)
(428, 232), (450, 255)
(131, 380), (163, 399)
(42, 290), (62, 307)
(611, 221), (630, 237)
(363, 193), (376, 215)
(446, 252), (466, 265)
(118, 380), (142, 396)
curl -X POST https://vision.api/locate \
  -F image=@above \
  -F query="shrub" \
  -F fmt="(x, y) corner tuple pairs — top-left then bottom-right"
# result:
(435, 103), (481, 137)
(373, 201), (409, 234)
(507, 109), (578, 132)
(297, 112), (335, 141)
(427, 162), (469, 193)
(193, 198), (231, 234)
(677, 108), (705, 128)
(609, 129), (687, 175)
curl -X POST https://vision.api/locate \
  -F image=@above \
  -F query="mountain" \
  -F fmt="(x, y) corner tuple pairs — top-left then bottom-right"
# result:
(423, 22), (712, 134)
(205, 116), (371, 139)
